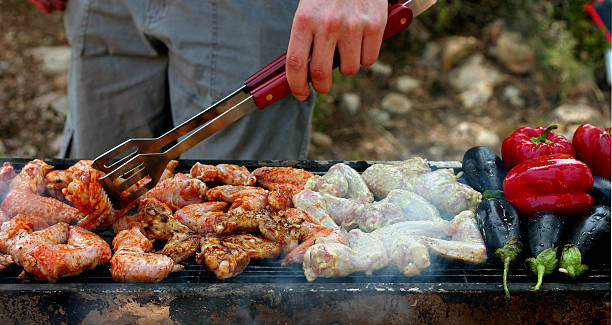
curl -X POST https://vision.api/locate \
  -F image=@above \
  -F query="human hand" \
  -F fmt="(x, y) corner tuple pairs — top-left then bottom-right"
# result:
(29, 0), (67, 13)
(285, 0), (388, 101)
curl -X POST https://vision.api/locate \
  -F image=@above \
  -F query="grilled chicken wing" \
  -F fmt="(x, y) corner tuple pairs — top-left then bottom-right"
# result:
(137, 198), (192, 239)
(220, 234), (281, 260)
(45, 160), (92, 201)
(157, 231), (201, 263)
(9, 159), (52, 194)
(191, 163), (256, 186)
(305, 163), (373, 203)
(0, 214), (49, 252)
(173, 202), (229, 233)
(142, 173), (207, 210)
(212, 209), (265, 234)
(206, 185), (269, 212)
(2, 188), (82, 225)
(196, 234), (250, 279)
(267, 183), (298, 211)
(252, 167), (313, 191)
(110, 227), (183, 282)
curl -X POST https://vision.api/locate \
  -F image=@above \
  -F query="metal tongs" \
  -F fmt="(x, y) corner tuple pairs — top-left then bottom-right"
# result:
(92, 0), (437, 209)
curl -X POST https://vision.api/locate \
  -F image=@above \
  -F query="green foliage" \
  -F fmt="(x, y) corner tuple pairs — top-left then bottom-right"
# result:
(313, 93), (329, 132)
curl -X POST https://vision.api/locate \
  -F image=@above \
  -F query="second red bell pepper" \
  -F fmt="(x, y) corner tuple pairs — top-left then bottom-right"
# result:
(572, 123), (611, 179)
(503, 154), (594, 218)
(501, 125), (575, 169)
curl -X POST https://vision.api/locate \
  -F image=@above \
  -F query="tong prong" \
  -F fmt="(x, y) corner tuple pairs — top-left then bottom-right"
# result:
(114, 165), (149, 193)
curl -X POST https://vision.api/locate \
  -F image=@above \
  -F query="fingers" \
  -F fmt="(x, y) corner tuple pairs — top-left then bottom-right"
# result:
(360, 9), (386, 66)
(286, 11), (314, 101)
(336, 19), (362, 76)
(309, 31), (337, 94)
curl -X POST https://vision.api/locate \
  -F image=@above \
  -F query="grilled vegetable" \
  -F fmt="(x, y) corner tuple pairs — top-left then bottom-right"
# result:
(572, 123), (611, 179)
(559, 205), (611, 277)
(525, 211), (564, 291)
(475, 198), (522, 298)
(503, 154), (594, 218)
(462, 146), (507, 193)
(589, 176), (611, 206)
(501, 125), (575, 169)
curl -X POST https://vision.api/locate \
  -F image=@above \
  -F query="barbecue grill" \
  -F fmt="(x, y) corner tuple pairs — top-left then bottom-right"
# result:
(0, 158), (609, 324)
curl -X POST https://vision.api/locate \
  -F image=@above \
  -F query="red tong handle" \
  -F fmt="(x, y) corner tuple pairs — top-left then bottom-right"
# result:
(248, 3), (413, 109)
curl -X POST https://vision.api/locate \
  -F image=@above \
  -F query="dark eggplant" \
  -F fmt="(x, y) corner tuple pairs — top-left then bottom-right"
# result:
(475, 198), (522, 298)
(559, 205), (611, 277)
(525, 211), (564, 291)
(589, 176), (611, 206)
(462, 146), (507, 193)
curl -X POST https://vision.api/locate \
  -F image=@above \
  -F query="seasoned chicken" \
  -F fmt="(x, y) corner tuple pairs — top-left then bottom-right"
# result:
(196, 234), (250, 279)
(9, 159), (53, 194)
(157, 231), (201, 263)
(0, 254), (14, 271)
(142, 173), (207, 210)
(138, 198), (192, 239)
(282, 228), (348, 265)
(292, 190), (339, 229)
(258, 208), (324, 254)
(173, 202), (229, 233)
(2, 188), (82, 225)
(110, 227), (183, 282)
(305, 163), (373, 203)
(267, 183), (298, 211)
(0, 162), (16, 200)
(190, 163), (256, 186)
(206, 185), (269, 212)
(411, 169), (482, 216)
(220, 234), (281, 260)
(212, 209), (265, 234)
(252, 166), (313, 191)
(0, 214), (48, 252)
(361, 158), (431, 198)
(0, 209), (8, 224)
(45, 160), (92, 201)
(119, 160), (178, 202)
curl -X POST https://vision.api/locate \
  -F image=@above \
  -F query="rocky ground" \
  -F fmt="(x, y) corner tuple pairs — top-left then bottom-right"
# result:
(1, 0), (610, 162)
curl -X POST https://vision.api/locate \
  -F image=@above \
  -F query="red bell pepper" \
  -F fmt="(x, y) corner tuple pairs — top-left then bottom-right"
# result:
(501, 125), (575, 169)
(503, 154), (594, 218)
(572, 123), (611, 179)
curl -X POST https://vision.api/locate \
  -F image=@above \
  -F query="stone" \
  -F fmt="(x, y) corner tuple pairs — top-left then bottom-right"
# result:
(503, 85), (524, 107)
(367, 109), (391, 126)
(392, 75), (421, 94)
(553, 103), (600, 123)
(441, 36), (480, 70)
(30, 46), (71, 74)
(448, 54), (504, 108)
(493, 31), (535, 74)
(451, 122), (501, 149)
(421, 42), (441, 68)
(311, 131), (332, 148)
(367, 61), (392, 77)
(381, 93), (412, 115)
(340, 93), (361, 116)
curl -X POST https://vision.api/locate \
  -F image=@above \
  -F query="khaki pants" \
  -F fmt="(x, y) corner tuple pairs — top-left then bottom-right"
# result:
(61, 0), (314, 160)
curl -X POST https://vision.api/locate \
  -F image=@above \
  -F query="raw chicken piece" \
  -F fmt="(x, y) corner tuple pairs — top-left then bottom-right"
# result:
(142, 173), (207, 210)
(0, 254), (13, 271)
(305, 163), (373, 203)
(8, 222), (70, 269)
(361, 158), (431, 198)
(292, 190), (339, 229)
(206, 185), (268, 212)
(370, 219), (450, 239)
(0, 209), (8, 224)
(191, 163), (256, 186)
(110, 227), (182, 282)
(196, 234), (250, 279)
(0, 214), (48, 252)
(281, 228), (348, 265)
(157, 231), (201, 263)
(9, 159), (53, 194)
(0, 162), (16, 200)
(120, 160), (179, 202)
(355, 202), (405, 232)
(411, 169), (482, 216)
(303, 229), (388, 281)
(45, 160), (92, 201)
(378, 189), (442, 221)
(421, 210), (487, 264)
(173, 202), (229, 233)
(383, 235), (431, 277)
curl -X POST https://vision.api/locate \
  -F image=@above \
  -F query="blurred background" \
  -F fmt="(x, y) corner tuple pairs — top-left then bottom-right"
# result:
(0, 0), (610, 161)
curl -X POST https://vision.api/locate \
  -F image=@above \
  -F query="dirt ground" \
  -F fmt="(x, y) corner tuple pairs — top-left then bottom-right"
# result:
(0, 0), (610, 162)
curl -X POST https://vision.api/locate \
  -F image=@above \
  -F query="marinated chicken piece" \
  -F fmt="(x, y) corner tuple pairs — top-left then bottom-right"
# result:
(221, 234), (281, 260)
(0, 162), (16, 200)
(20, 226), (112, 282)
(292, 190), (339, 229)
(0, 254), (14, 270)
(119, 159), (179, 202)
(0, 214), (49, 252)
(8, 222), (70, 268)
(9, 159), (53, 194)
(205, 185), (251, 201)
(411, 169), (482, 216)
(306, 163), (373, 203)
(258, 208), (317, 254)
(384, 235), (431, 277)
(206, 185), (269, 212)
(173, 202), (229, 233)
(1, 190), (82, 225)
(267, 183), (298, 211)
(190, 163), (256, 186)
(0, 209), (9, 224)
(157, 232), (201, 263)
(361, 158), (431, 199)
(137, 198), (192, 239)
(303, 229), (388, 281)
(252, 166), (313, 191)
(110, 227), (183, 282)
(45, 160), (92, 201)
(196, 234), (250, 279)
(355, 202), (405, 232)
(380, 189), (442, 221)
(142, 173), (207, 210)
(61, 162), (118, 230)
(421, 210), (487, 264)
(112, 213), (141, 234)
